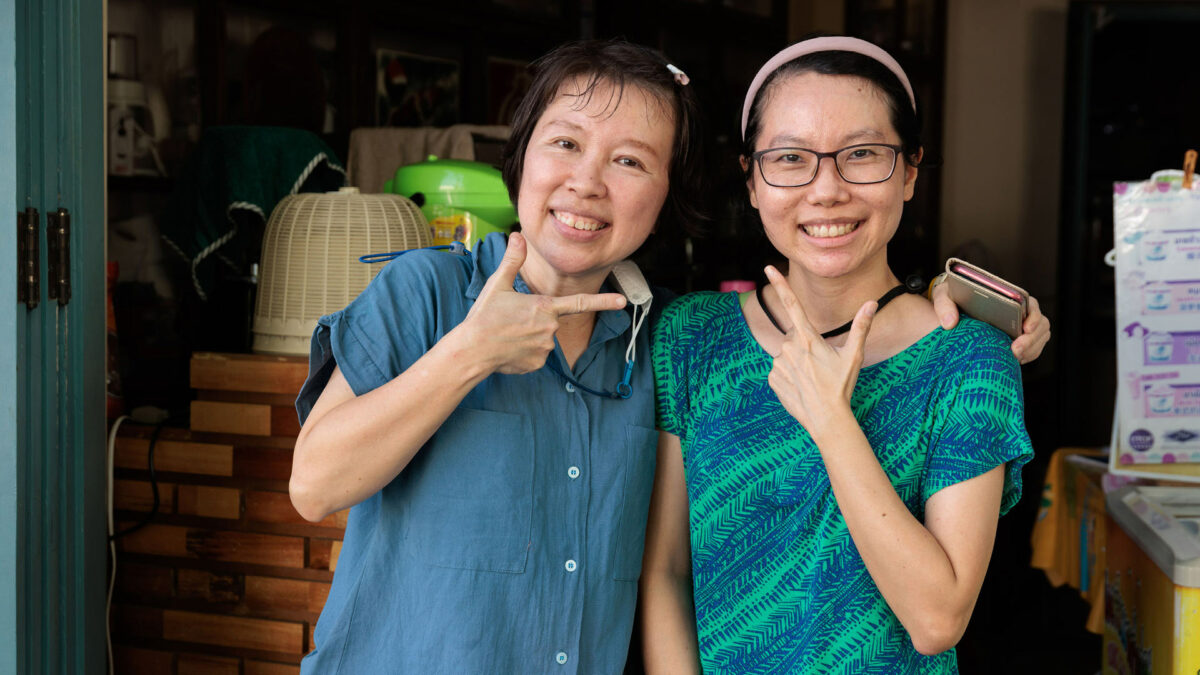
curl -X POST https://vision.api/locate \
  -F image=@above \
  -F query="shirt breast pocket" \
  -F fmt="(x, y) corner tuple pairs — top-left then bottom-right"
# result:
(403, 407), (533, 574)
(611, 425), (659, 581)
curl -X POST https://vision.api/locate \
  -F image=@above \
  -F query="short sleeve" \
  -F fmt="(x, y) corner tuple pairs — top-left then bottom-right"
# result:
(922, 322), (1034, 516)
(295, 250), (470, 424)
(652, 296), (691, 438)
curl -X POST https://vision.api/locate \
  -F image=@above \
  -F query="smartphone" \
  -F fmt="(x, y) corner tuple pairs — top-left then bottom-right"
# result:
(943, 258), (1029, 338)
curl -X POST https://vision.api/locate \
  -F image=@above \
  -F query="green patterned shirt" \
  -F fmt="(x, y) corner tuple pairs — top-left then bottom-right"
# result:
(652, 291), (1033, 674)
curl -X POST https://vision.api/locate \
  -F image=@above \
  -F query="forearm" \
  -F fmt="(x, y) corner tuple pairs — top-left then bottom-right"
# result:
(290, 325), (493, 520)
(809, 410), (981, 652)
(640, 571), (702, 674)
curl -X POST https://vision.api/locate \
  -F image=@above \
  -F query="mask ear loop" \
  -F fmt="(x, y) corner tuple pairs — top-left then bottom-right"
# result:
(615, 299), (650, 398)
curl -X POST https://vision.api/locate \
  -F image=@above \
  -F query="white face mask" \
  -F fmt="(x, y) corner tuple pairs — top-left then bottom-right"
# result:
(547, 259), (652, 400)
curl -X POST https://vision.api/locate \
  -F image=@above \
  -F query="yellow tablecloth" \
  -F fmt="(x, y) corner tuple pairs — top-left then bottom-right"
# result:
(1030, 447), (1108, 634)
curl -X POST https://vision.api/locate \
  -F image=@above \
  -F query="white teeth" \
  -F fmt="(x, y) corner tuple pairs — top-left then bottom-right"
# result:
(804, 222), (859, 238)
(555, 210), (608, 231)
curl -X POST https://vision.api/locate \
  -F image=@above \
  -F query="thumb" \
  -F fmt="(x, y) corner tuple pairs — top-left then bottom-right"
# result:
(480, 231), (527, 298)
(843, 300), (877, 360)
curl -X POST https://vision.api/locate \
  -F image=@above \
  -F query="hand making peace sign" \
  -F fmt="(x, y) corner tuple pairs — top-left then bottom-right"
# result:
(763, 265), (878, 435)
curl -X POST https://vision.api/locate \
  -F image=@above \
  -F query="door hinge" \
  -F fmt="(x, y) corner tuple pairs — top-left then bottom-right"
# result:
(17, 207), (39, 309)
(46, 207), (70, 306)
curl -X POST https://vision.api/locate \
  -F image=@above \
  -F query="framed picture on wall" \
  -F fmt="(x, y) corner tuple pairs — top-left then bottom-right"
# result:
(486, 57), (532, 125)
(376, 49), (461, 126)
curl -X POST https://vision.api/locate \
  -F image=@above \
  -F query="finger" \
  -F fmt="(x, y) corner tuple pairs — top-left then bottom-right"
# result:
(1012, 296), (1049, 364)
(1022, 296), (1045, 334)
(549, 292), (628, 316)
(930, 280), (960, 330)
(764, 265), (820, 340)
(478, 232), (527, 300)
(843, 300), (877, 361)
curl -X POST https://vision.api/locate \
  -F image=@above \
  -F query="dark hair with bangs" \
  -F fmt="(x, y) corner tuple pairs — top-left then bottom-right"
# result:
(501, 39), (708, 237)
(742, 50), (924, 169)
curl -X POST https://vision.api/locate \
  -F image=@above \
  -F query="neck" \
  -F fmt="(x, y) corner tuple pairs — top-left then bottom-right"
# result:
(783, 263), (898, 335)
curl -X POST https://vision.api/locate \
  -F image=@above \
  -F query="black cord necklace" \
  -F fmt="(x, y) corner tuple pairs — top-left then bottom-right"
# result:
(755, 275), (925, 338)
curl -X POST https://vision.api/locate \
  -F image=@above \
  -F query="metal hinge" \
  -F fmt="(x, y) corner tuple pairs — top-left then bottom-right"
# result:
(46, 207), (70, 306)
(17, 207), (38, 309)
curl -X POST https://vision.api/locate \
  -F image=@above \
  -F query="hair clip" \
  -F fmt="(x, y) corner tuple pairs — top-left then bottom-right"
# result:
(666, 63), (690, 86)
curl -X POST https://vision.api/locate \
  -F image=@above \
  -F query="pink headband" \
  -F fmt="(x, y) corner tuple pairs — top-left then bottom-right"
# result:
(740, 36), (916, 140)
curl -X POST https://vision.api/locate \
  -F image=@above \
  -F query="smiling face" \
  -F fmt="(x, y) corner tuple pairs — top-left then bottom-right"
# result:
(746, 71), (918, 282)
(516, 78), (674, 292)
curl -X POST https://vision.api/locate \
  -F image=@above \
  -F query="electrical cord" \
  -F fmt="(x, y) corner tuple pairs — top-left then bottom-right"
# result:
(105, 415), (166, 675)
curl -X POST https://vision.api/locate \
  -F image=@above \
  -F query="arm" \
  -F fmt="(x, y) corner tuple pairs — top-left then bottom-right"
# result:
(289, 233), (626, 522)
(930, 273), (1050, 365)
(764, 266), (1003, 655)
(640, 431), (702, 674)
(804, 410), (1003, 655)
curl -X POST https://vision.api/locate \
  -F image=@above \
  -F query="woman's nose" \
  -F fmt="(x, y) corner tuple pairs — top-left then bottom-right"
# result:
(805, 156), (849, 205)
(565, 156), (607, 198)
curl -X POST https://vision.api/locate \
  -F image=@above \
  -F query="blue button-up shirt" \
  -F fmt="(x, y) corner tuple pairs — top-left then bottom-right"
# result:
(296, 234), (660, 674)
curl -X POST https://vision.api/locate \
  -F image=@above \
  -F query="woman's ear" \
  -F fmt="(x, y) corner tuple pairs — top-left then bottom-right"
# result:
(740, 155), (759, 210)
(902, 148), (923, 202)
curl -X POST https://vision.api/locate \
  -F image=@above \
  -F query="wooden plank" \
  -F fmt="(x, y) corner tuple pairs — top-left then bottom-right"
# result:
(308, 540), (332, 571)
(244, 576), (330, 614)
(191, 352), (308, 395)
(185, 529), (306, 568)
(118, 524), (305, 568)
(270, 405), (301, 437)
(118, 524), (189, 558)
(162, 609), (305, 654)
(114, 479), (176, 513)
(112, 645), (173, 675)
(197, 389), (298, 406)
(111, 604), (164, 640)
(234, 447), (295, 481)
(115, 562), (175, 601)
(191, 401), (272, 436)
(246, 660), (301, 675)
(244, 491), (343, 530)
(115, 437), (234, 476)
(118, 423), (299, 450)
(330, 541), (342, 572)
(177, 568), (243, 604)
(177, 654), (240, 675)
(177, 485), (242, 520)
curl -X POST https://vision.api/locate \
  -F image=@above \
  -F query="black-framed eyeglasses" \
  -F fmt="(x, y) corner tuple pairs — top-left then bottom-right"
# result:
(751, 143), (902, 188)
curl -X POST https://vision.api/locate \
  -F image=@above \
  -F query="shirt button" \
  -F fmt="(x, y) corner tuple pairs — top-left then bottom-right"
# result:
(564, 559), (577, 572)
(556, 651), (568, 665)
(565, 382), (576, 393)
(567, 466), (580, 480)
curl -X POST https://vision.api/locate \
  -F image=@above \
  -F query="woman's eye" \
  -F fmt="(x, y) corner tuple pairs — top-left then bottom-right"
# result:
(772, 153), (805, 164)
(617, 157), (642, 169)
(847, 148), (875, 160)
(555, 139), (577, 150)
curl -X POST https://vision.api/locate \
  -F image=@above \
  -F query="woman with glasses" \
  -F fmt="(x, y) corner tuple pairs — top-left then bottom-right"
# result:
(641, 36), (1034, 673)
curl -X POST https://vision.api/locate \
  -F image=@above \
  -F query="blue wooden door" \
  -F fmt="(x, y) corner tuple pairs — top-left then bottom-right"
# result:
(2, 0), (106, 672)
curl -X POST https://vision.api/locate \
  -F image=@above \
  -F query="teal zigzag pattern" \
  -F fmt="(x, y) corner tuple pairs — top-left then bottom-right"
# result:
(652, 291), (1033, 674)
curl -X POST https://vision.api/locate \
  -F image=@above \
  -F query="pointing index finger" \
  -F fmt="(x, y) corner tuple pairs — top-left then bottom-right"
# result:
(549, 292), (627, 317)
(764, 265), (820, 341)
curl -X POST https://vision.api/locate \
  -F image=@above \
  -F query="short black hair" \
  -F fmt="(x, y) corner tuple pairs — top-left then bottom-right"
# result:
(501, 39), (708, 237)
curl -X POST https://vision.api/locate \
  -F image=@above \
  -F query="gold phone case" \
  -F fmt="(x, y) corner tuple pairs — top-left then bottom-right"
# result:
(943, 257), (1029, 339)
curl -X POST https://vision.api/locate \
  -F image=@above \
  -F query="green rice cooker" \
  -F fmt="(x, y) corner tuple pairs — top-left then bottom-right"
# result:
(384, 155), (518, 250)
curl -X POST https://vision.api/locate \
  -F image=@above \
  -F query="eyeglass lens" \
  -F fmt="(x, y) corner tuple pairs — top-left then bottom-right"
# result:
(758, 144), (897, 187)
